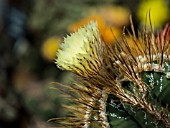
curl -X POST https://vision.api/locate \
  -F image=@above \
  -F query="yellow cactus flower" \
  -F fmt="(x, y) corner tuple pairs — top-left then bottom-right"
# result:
(56, 21), (102, 77)
(41, 37), (61, 61)
(137, 0), (169, 28)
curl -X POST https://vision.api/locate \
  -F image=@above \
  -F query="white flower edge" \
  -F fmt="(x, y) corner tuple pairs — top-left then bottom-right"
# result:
(56, 21), (101, 72)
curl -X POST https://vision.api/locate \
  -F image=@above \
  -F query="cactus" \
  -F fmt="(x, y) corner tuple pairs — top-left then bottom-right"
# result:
(54, 17), (170, 128)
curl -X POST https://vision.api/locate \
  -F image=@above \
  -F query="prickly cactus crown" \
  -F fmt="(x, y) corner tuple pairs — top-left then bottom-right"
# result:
(54, 17), (170, 128)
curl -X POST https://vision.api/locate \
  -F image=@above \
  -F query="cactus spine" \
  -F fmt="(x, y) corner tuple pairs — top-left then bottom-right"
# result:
(54, 18), (170, 128)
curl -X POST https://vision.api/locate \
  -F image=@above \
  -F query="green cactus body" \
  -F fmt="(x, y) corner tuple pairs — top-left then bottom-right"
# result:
(107, 61), (170, 128)
(54, 20), (170, 127)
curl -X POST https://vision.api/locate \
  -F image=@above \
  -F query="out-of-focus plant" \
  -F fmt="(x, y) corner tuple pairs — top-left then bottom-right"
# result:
(88, 5), (130, 27)
(53, 15), (170, 128)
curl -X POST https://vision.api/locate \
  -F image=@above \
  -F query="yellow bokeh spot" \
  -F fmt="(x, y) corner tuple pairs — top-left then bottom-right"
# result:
(137, 0), (169, 28)
(41, 37), (61, 61)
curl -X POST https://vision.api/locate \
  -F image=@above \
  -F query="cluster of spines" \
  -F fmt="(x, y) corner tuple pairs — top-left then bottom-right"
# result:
(54, 19), (170, 127)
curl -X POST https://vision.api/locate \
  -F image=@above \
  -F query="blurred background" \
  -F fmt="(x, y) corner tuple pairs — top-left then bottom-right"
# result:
(0, 0), (169, 128)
